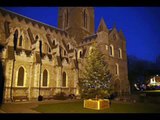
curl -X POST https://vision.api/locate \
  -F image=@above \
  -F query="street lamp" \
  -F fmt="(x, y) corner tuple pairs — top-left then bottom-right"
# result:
(38, 40), (43, 101)
(10, 31), (18, 102)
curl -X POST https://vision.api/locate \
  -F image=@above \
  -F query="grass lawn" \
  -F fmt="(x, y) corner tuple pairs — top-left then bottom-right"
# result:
(32, 100), (160, 113)
(143, 90), (160, 92)
(141, 90), (160, 97)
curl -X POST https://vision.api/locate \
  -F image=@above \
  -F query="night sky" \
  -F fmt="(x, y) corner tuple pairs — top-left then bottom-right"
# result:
(3, 7), (160, 62)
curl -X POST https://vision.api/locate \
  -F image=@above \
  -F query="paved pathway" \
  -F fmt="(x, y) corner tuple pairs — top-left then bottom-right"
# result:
(0, 99), (81, 113)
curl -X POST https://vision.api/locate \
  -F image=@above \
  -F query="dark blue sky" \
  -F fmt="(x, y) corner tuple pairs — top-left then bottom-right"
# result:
(3, 7), (160, 62)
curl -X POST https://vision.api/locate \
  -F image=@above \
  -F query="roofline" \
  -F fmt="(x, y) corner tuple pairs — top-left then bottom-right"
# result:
(0, 7), (66, 33)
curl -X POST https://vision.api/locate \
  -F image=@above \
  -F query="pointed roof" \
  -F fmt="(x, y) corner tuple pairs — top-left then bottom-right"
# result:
(70, 59), (78, 69)
(62, 57), (69, 64)
(97, 18), (108, 32)
(27, 28), (36, 44)
(112, 23), (118, 33)
(46, 34), (55, 49)
(113, 23), (117, 29)
(119, 29), (126, 41)
(0, 8), (68, 38)
(82, 34), (97, 44)
(61, 39), (68, 52)
(48, 54), (52, 61)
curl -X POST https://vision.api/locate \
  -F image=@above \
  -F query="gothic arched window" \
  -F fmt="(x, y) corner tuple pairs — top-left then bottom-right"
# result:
(39, 40), (42, 57)
(53, 40), (55, 46)
(118, 48), (122, 59)
(62, 72), (67, 87)
(109, 45), (114, 57)
(4, 21), (10, 38)
(64, 50), (66, 56)
(89, 46), (93, 55)
(115, 63), (119, 76)
(13, 29), (18, 50)
(67, 44), (70, 50)
(80, 51), (82, 58)
(19, 35), (23, 47)
(48, 47), (51, 53)
(17, 67), (25, 86)
(35, 35), (39, 42)
(75, 50), (78, 60)
(43, 69), (48, 86)
(78, 50), (83, 58)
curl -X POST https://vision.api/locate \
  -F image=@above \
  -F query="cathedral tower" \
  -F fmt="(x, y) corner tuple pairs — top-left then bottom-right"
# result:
(58, 7), (95, 44)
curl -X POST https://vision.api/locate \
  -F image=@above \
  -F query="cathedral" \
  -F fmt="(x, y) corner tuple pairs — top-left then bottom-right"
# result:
(0, 7), (130, 102)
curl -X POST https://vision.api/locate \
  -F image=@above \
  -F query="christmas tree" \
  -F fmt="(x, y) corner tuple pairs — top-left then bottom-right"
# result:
(78, 44), (114, 99)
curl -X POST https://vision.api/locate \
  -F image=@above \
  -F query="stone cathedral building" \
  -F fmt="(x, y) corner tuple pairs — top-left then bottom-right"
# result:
(0, 7), (130, 102)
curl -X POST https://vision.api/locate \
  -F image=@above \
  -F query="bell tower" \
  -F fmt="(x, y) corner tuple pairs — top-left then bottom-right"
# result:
(58, 7), (95, 44)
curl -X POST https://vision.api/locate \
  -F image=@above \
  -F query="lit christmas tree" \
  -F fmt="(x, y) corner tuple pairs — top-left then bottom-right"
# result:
(78, 44), (114, 99)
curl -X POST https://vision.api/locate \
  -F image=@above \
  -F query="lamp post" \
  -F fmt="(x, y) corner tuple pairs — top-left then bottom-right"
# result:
(10, 31), (18, 102)
(0, 44), (5, 105)
(38, 40), (43, 101)
(38, 61), (42, 101)
(10, 58), (15, 102)
(75, 49), (79, 96)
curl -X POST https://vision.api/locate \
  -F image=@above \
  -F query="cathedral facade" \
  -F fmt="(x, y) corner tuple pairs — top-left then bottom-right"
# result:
(0, 7), (130, 102)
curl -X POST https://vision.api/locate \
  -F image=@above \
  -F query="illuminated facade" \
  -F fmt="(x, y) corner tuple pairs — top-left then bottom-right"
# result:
(149, 76), (160, 86)
(0, 7), (130, 102)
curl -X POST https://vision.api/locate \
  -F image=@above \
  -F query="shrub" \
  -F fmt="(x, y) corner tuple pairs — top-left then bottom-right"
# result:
(68, 94), (76, 99)
(108, 92), (118, 100)
(54, 92), (67, 100)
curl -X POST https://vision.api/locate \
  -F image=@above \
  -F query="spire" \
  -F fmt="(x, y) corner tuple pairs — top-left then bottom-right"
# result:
(119, 29), (126, 41)
(97, 17), (108, 32)
(113, 23), (118, 32)
(113, 23), (116, 29)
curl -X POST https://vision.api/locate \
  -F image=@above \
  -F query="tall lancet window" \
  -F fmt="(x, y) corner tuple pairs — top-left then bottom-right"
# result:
(4, 21), (10, 38)
(115, 63), (119, 76)
(118, 48), (122, 59)
(83, 9), (88, 28)
(48, 47), (51, 53)
(78, 50), (83, 58)
(109, 45), (114, 57)
(19, 35), (23, 47)
(43, 69), (48, 87)
(13, 29), (18, 51)
(62, 72), (67, 87)
(52, 40), (55, 46)
(17, 67), (25, 86)
(79, 51), (82, 58)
